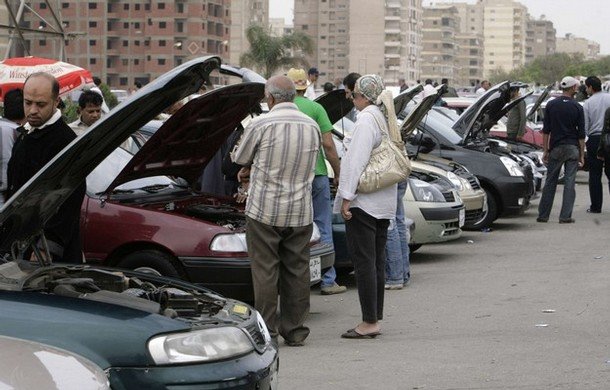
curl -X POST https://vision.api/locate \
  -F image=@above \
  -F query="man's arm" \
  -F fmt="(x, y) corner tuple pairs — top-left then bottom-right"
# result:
(321, 132), (340, 185)
(542, 132), (550, 164)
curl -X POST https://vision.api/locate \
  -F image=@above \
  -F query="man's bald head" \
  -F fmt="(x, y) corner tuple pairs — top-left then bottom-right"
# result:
(265, 76), (296, 108)
(23, 72), (60, 127)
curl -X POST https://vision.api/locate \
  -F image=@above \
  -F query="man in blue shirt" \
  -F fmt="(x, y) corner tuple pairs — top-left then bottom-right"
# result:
(537, 76), (586, 224)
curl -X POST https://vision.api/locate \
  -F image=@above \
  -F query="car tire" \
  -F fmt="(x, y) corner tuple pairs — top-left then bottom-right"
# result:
(117, 250), (180, 278)
(409, 244), (422, 253)
(466, 188), (496, 230)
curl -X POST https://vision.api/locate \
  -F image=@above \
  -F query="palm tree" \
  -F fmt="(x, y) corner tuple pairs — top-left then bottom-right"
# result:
(240, 24), (314, 79)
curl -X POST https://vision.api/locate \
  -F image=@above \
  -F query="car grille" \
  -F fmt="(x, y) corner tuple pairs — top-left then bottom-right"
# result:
(465, 208), (484, 225)
(442, 191), (455, 202)
(453, 166), (481, 190)
(245, 322), (267, 350)
(441, 221), (460, 236)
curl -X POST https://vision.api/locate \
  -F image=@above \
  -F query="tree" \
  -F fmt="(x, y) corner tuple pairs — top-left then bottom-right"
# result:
(239, 24), (314, 79)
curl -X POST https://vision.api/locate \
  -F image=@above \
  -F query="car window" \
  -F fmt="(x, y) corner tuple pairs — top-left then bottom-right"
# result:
(87, 147), (176, 194)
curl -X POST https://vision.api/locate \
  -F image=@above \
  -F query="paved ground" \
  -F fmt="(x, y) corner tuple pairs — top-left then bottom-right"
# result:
(277, 171), (610, 389)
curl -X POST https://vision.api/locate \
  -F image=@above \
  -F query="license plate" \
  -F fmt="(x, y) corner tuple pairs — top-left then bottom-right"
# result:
(309, 256), (321, 283)
(459, 208), (465, 227)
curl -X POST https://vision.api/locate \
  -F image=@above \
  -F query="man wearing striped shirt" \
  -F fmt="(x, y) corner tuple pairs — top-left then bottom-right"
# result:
(233, 75), (321, 347)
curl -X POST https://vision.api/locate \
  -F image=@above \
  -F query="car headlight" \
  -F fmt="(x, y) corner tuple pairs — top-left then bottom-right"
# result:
(410, 179), (446, 202)
(446, 171), (464, 191)
(210, 233), (247, 252)
(500, 156), (524, 177)
(148, 327), (254, 365)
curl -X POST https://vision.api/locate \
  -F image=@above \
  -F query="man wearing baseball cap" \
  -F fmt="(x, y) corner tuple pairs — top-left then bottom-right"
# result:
(537, 76), (585, 224)
(287, 68), (346, 295)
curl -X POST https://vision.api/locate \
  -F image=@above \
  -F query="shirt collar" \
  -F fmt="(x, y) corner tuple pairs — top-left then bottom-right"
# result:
(24, 109), (62, 134)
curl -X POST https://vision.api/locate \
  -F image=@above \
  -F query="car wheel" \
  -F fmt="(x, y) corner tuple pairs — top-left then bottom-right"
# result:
(466, 188), (496, 230)
(409, 244), (422, 253)
(117, 250), (180, 278)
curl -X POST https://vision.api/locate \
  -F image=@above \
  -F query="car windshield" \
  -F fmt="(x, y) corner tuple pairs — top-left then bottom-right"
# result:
(87, 147), (177, 195)
(419, 110), (463, 145)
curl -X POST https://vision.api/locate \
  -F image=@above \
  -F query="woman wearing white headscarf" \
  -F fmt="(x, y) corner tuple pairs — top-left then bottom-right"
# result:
(336, 74), (398, 338)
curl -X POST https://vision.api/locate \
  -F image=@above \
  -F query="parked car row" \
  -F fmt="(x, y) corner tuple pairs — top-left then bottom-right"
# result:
(0, 56), (278, 389)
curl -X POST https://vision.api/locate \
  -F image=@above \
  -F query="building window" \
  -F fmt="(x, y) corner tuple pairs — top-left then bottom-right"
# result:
(123, 22), (129, 28)
(159, 22), (166, 28)
(89, 39), (96, 46)
(122, 59), (128, 66)
(39, 2), (47, 9)
(135, 40), (140, 46)
(123, 40), (128, 47)
(134, 59), (140, 65)
(145, 3), (150, 11)
(89, 21), (97, 28)
(177, 3), (184, 13)
(158, 3), (165, 9)
(159, 40), (166, 47)
(158, 58), (166, 65)
(39, 40), (46, 46)
(90, 58), (96, 65)
(302, 25), (308, 30)
(62, 2), (69, 8)
(135, 4), (140, 10)
(106, 58), (112, 68)
(134, 22), (140, 29)
(120, 77), (128, 86)
(88, 2), (97, 9)
(39, 21), (46, 28)
(123, 3), (129, 10)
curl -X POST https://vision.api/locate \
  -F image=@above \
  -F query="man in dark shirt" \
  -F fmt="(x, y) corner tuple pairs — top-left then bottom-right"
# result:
(537, 76), (585, 224)
(6, 72), (85, 263)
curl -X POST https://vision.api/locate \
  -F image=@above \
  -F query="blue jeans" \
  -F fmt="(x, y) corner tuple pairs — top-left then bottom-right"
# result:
(312, 175), (336, 287)
(385, 180), (410, 285)
(538, 144), (580, 220)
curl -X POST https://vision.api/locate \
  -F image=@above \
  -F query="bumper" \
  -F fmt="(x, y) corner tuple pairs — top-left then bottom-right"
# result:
(461, 190), (487, 228)
(108, 348), (278, 390)
(493, 176), (531, 217)
(410, 203), (464, 245)
(178, 244), (334, 302)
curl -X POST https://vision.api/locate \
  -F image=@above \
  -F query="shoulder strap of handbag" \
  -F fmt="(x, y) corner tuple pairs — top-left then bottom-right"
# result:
(364, 111), (401, 144)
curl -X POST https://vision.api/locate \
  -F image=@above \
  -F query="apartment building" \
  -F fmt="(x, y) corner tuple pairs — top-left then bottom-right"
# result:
(0, 3), (9, 58)
(420, 6), (459, 84)
(229, 0), (268, 67)
(557, 33), (600, 60)
(480, 0), (528, 77)
(525, 15), (555, 64)
(294, 0), (422, 86)
(12, 0), (231, 88)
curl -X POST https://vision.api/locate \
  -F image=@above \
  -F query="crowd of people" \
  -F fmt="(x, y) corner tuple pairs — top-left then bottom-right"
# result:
(2, 66), (610, 349)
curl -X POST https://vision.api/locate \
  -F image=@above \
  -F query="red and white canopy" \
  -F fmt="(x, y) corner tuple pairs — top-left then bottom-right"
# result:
(0, 56), (94, 101)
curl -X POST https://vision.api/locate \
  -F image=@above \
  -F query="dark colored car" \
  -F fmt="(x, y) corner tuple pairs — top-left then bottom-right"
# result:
(80, 66), (334, 303)
(405, 82), (535, 227)
(0, 56), (278, 389)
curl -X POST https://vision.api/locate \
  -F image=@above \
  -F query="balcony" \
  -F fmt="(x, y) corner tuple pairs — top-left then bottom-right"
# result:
(385, 40), (401, 47)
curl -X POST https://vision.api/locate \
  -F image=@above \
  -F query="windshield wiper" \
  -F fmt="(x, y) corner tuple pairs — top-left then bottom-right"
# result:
(138, 184), (171, 193)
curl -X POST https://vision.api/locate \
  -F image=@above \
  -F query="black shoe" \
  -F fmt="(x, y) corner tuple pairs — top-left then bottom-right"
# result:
(559, 218), (575, 224)
(587, 208), (601, 214)
(536, 217), (548, 223)
(284, 339), (305, 347)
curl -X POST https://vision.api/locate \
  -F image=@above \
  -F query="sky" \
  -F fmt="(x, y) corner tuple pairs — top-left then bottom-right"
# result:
(269, 0), (610, 55)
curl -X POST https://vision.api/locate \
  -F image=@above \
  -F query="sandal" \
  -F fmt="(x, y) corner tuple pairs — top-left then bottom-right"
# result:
(341, 328), (381, 339)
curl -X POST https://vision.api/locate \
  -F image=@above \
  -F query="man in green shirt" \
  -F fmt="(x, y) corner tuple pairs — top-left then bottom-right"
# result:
(287, 68), (346, 295)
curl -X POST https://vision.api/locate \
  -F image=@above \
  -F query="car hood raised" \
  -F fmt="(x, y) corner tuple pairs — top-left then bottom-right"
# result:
(453, 81), (532, 142)
(527, 84), (553, 119)
(0, 56), (264, 250)
(398, 87), (443, 138)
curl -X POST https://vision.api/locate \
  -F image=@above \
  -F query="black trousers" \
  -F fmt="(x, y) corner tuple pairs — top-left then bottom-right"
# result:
(586, 135), (610, 212)
(345, 207), (390, 323)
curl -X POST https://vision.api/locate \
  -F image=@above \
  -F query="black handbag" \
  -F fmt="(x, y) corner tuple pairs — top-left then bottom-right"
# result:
(600, 108), (610, 156)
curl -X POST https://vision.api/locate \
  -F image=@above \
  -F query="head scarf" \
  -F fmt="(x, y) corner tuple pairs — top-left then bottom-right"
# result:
(354, 74), (400, 142)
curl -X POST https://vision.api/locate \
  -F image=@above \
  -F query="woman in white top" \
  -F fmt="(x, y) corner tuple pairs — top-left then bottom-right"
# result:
(336, 74), (398, 338)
